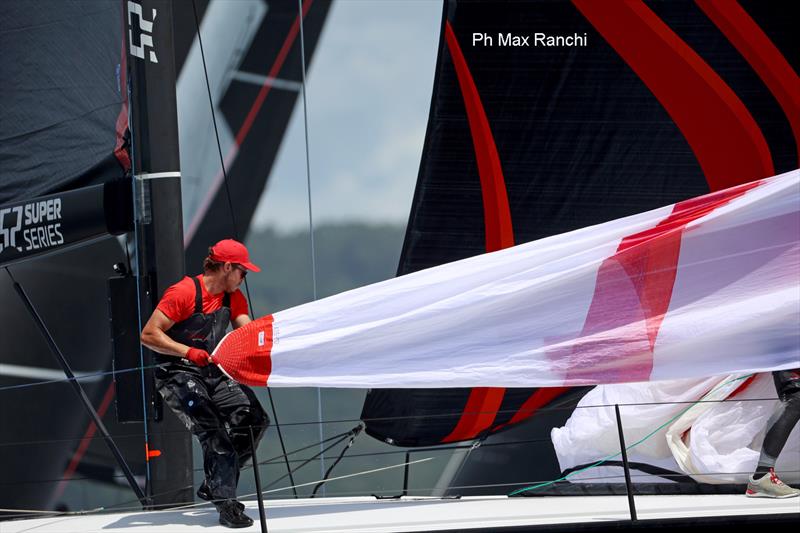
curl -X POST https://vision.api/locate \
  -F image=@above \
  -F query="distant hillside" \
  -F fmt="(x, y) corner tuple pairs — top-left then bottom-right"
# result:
(243, 223), (406, 314)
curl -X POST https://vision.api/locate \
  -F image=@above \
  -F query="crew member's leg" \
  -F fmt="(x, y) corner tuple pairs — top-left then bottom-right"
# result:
(746, 370), (800, 498)
(753, 394), (800, 478)
(214, 378), (269, 483)
(157, 370), (238, 500)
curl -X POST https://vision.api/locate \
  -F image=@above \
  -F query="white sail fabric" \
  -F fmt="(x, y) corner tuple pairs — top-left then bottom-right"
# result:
(551, 373), (800, 484)
(215, 170), (799, 388)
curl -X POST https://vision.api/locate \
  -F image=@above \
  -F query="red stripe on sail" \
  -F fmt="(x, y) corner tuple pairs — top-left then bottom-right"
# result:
(186, 0), (315, 245)
(727, 374), (757, 399)
(441, 21), (514, 442)
(114, 22), (130, 171)
(695, 0), (800, 167)
(213, 315), (274, 387)
(492, 387), (570, 432)
(235, 0), (314, 147)
(442, 387), (506, 444)
(561, 180), (762, 383)
(572, 0), (774, 190)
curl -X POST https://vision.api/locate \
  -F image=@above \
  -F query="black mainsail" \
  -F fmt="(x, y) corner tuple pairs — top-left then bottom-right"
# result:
(0, 0), (136, 513)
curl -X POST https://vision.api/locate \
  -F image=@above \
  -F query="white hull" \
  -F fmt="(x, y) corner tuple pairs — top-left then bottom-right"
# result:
(4, 494), (799, 532)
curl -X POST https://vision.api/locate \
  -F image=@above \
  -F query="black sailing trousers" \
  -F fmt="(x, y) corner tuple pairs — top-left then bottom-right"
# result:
(156, 363), (268, 500)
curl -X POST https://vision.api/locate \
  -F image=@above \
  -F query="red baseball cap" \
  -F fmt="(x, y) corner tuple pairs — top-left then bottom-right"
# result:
(209, 239), (261, 272)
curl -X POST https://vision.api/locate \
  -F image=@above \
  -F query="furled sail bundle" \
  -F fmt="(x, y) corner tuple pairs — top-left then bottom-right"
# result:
(213, 169), (799, 388)
(552, 372), (800, 484)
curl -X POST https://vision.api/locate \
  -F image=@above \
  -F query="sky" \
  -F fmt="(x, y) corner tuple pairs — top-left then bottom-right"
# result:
(250, 0), (443, 233)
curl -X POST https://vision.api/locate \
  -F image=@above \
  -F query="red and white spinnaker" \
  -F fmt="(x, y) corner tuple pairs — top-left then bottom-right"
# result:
(213, 170), (799, 388)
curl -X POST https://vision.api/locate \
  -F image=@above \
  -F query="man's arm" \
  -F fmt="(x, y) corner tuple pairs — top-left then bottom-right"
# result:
(140, 309), (191, 358)
(232, 314), (251, 329)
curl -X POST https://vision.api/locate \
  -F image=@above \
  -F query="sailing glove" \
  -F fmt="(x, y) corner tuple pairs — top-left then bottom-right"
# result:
(186, 347), (211, 367)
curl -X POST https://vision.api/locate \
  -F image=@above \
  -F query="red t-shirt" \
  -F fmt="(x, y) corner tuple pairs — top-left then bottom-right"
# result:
(157, 275), (249, 324)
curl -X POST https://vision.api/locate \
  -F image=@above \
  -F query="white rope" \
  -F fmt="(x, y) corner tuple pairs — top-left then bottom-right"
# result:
(251, 456), (434, 497)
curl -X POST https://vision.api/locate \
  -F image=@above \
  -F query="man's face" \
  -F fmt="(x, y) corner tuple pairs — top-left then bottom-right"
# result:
(224, 263), (247, 292)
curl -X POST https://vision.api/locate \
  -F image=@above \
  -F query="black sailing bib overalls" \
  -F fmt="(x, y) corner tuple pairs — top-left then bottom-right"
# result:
(155, 276), (268, 500)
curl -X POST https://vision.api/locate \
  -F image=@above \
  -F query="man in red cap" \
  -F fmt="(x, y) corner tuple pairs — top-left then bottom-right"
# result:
(141, 238), (267, 528)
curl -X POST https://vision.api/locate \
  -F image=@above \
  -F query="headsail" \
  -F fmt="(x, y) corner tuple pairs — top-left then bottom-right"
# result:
(212, 171), (799, 388)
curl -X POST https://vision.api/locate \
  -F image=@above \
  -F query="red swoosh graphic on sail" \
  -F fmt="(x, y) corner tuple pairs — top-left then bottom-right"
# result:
(573, 0), (774, 190)
(441, 21), (514, 443)
(696, 0), (800, 167)
(560, 180), (762, 383)
(562, 0), (773, 382)
(236, 0), (314, 146)
(443, 22), (514, 253)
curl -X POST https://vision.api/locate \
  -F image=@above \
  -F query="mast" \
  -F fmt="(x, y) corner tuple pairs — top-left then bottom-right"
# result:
(124, 0), (193, 507)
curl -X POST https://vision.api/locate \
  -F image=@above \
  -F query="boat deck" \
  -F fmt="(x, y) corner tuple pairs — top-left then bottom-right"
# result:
(4, 494), (799, 532)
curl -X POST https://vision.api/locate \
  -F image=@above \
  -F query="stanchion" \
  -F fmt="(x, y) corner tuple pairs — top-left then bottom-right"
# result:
(249, 425), (268, 533)
(614, 404), (637, 522)
(403, 450), (411, 497)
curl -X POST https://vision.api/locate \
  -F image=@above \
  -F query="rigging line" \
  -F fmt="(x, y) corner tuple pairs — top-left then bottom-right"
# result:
(0, 363), (167, 393)
(0, 429), (359, 489)
(311, 425), (364, 497)
(260, 433), (352, 493)
(0, 344), (775, 411)
(297, 0), (317, 303)
(187, 0), (253, 312)
(188, 0), (254, 313)
(295, 0), (325, 494)
(126, 72), (153, 495)
(265, 388), (298, 497)
(251, 457), (435, 499)
(128, 432), (356, 515)
(0, 356), (779, 408)
(508, 374), (756, 496)
(71, 457), (438, 518)
(249, 427), (356, 469)
(9, 462), (786, 520)
(189, 0), (239, 243)
(95, 428), (360, 515)
(5, 465), (787, 520)
(9, 382), (770, 454)
(190, 0), (296, 497)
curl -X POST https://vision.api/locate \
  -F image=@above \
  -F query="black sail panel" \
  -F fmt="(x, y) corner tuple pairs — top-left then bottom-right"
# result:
(0, 0), (135, 513)
(0, 0), (128, 205)
(360, 0), (799, 487)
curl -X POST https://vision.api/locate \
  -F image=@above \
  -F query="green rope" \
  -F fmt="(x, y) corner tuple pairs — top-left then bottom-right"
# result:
(508, 374), (754, 496)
